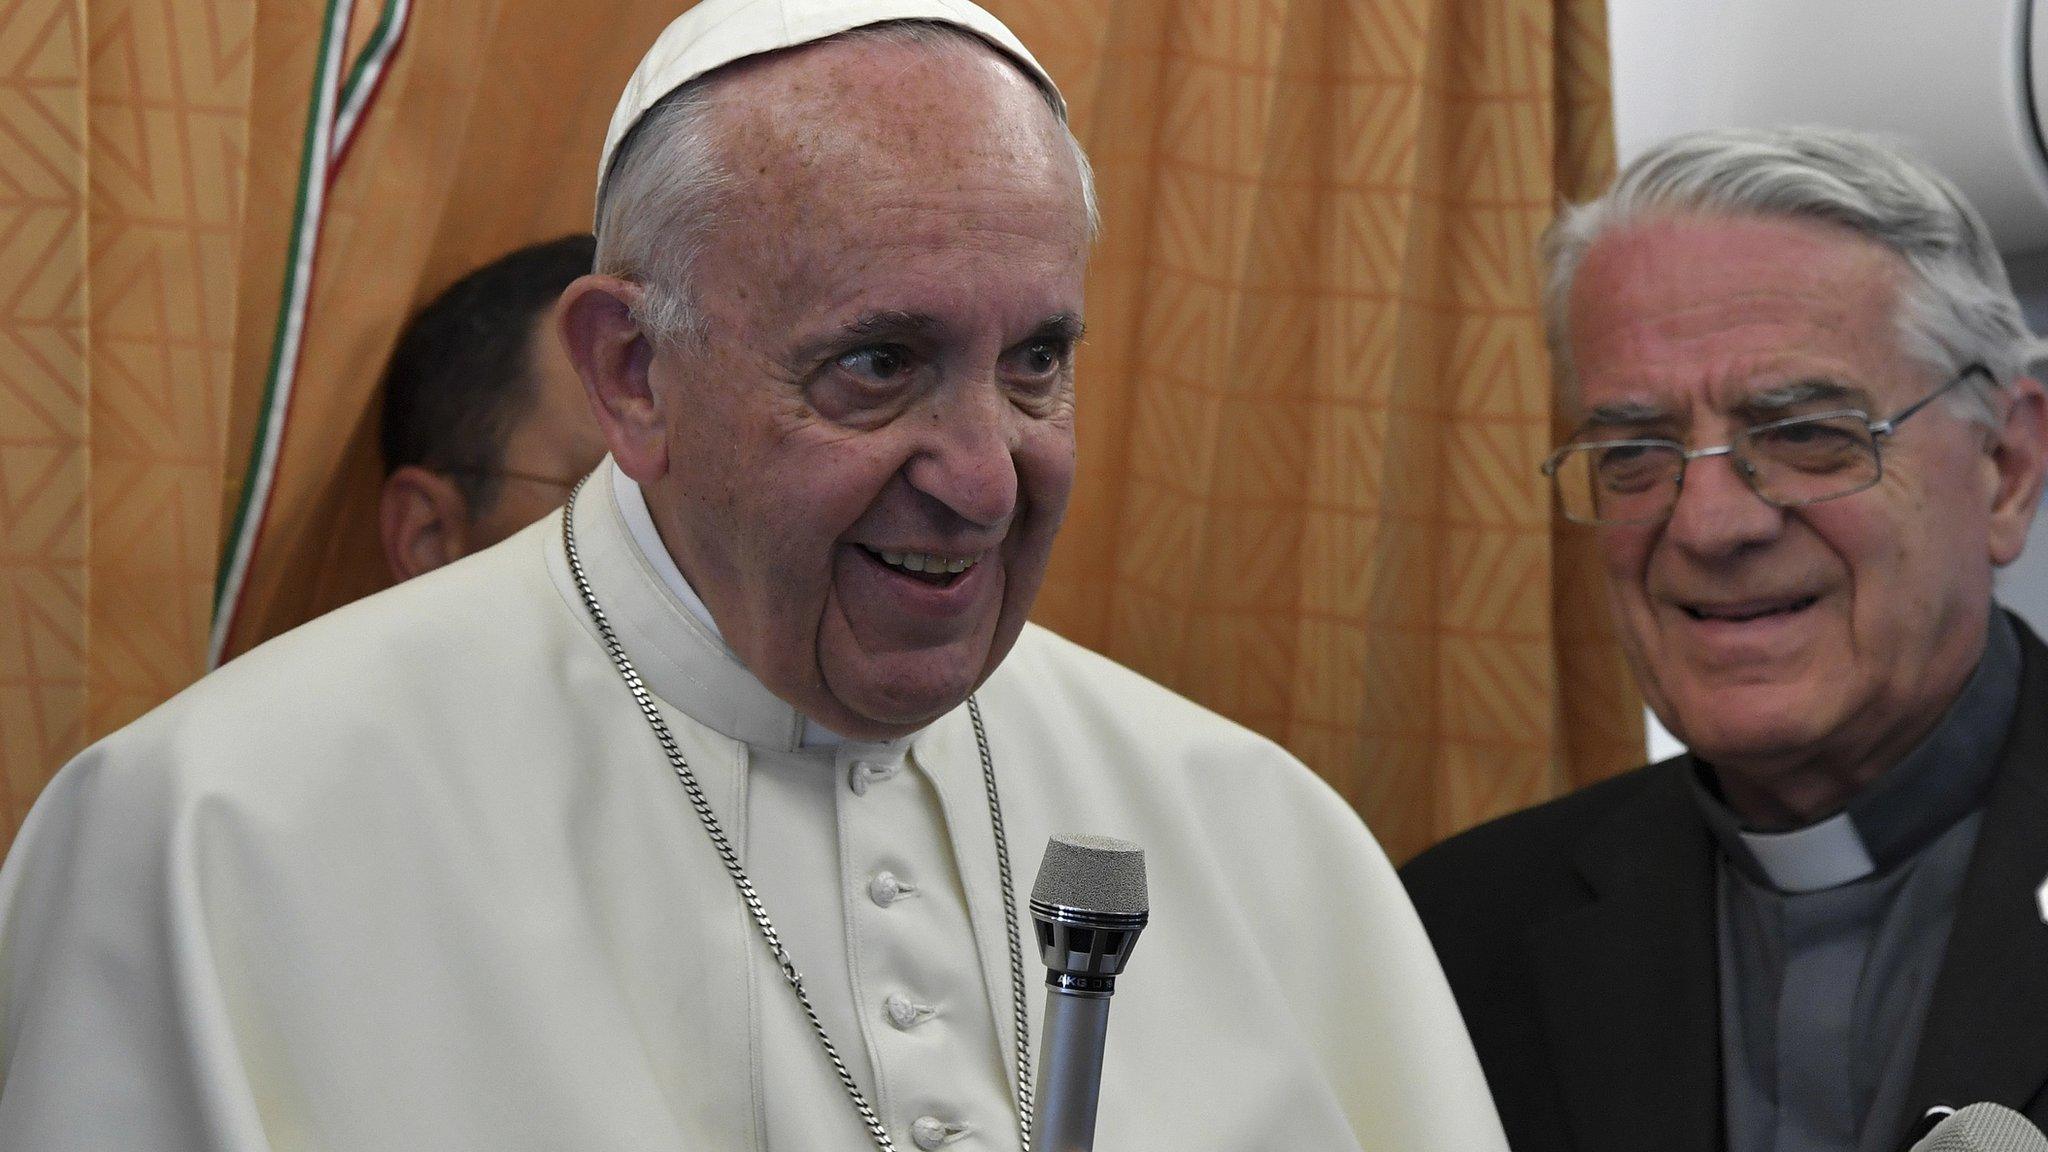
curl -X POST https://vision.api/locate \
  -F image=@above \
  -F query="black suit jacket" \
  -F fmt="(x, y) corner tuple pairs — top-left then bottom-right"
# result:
(1402, 617), (2048, 1152)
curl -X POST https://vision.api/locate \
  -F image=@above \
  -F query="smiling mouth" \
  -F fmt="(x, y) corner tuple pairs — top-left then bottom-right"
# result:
(861, 545), (982, 587)
(1681, 595), (1818, 623)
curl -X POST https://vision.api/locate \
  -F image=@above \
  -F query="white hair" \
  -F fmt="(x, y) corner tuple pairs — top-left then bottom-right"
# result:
(594, 19), (1098, 346)
(1545, 125), (2045, 422)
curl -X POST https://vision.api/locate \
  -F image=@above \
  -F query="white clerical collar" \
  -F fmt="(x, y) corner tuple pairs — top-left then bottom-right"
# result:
(1691, 610), (2021, 894)
(1737, 813), (1876, 894)
(609, 460), (846, 749)
(611, 461), (722, 639)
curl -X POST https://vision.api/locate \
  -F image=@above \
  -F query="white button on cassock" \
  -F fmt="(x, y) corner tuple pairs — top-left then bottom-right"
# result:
(912, 1116), (970, 1149)
(885, 993), (935, 1030)
(869, 871), (914, 907)
(848, 760), (901, 795)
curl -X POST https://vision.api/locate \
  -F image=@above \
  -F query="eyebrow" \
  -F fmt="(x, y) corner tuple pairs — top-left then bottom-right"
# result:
(1572, 377), (1879, 440)
(1730, 377), (1875, 419)
(832, 312), (1088, 346)
(839, 310), (943, 341)
(1576, 399), (1675, 437)
(1033, 313), (1087, 344)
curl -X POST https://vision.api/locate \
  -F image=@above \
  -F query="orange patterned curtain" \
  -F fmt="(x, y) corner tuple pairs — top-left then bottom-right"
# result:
(1025, 0), (1645, 860)
(0, 0), (253, 840)
(0, 0), (1639, 861)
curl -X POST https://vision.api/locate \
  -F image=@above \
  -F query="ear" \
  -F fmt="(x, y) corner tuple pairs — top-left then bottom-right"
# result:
(380, 466), (473, 581)
(1987, 375), (2048, 567)
(559, 274), (666, 484)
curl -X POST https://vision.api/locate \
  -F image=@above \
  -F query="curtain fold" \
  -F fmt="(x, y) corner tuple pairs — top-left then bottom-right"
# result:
(0, 0), (1639, 860)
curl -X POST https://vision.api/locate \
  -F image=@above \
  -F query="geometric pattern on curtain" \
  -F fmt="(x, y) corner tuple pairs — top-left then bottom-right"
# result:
(0, 0), (253, 844)
(1026, 0), (1643, 860)
(0, 0), (1641, 862)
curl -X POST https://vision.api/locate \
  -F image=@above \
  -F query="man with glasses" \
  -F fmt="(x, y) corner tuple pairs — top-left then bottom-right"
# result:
(1405, 126), (2048, 1152)
(379, 233), (609, 579)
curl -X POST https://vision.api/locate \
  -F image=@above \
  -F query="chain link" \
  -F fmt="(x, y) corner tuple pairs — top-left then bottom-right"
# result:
(970, 696), (1035, 1150)
(562, 481), (1035, 1152)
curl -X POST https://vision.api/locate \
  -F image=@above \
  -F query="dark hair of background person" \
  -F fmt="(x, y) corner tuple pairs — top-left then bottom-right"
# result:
(378, 233), (597, 516)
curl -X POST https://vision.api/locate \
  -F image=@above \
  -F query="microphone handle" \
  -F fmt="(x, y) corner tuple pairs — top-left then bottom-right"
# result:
(1035, 986), (1113, 1152)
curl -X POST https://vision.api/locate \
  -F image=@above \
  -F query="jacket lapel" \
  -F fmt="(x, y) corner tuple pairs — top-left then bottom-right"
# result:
(1526, 763), (1723, 1152)
(1896, 621), (2048, 1137)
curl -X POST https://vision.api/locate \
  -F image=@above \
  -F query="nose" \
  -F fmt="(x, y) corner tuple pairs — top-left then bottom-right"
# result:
(902, 378), (1019, 530)
(1661, 450), (1783, 559)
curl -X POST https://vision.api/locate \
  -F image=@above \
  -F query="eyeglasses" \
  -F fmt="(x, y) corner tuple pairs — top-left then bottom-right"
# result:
(440, 466), (585, 492)
(1540, 364), (1988, 526)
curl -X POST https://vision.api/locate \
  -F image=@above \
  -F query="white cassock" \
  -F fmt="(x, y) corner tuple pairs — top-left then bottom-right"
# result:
(0, 464), (1508, 1152)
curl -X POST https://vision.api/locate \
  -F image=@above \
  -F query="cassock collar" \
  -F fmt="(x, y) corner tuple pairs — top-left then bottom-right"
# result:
(609, 463), (847, 749)
(549, 461), (918, 759)
(611, 463), (724, 639)
(1688, 609), (2022, 894)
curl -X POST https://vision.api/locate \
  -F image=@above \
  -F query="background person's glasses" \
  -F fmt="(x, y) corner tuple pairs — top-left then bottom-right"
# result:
(439, 465), (585, 492)
(1541, 364), (1989, 526)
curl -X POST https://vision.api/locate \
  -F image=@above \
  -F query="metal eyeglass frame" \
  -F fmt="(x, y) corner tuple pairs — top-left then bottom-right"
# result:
(438, 465), (585, 491)
(1539, 363), (1992, 525)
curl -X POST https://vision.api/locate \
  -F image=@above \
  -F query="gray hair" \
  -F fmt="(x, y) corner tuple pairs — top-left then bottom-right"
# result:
(1545, 125), (2043, 422)
(594, 19), (1098, 346)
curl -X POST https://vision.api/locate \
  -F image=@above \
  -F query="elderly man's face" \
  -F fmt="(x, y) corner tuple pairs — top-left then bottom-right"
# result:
(638, 39), (1089, 740)
(1567, 212), (2038, 816)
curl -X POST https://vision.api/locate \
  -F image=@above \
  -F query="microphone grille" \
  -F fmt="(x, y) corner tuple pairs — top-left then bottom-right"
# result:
(1030, 834), (1147, 915)
(1916, 1104), (2048, 1152)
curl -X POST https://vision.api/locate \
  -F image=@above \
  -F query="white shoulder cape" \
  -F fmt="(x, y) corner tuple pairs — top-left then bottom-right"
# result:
(0, 476), (1507, 1152)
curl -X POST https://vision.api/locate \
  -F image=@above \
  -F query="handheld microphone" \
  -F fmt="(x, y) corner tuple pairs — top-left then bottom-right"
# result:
(1910, 1103), (2048, 1152)
(1028, 834), (1149, 1152)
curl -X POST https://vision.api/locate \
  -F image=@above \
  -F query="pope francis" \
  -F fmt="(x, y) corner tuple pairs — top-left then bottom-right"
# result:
(0, 3), (1509, 1150)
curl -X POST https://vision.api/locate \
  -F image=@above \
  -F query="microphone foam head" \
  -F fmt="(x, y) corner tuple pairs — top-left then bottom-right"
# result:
(1915, 1103), (2048, 1152)
(1030, 834), (1148, 916)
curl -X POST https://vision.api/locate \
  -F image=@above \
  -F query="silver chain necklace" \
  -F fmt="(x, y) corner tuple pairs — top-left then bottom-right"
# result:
(561, 482), (1036, 1152)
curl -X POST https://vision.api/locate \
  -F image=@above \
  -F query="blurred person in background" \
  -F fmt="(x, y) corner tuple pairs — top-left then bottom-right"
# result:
(379, 232), (607, 579)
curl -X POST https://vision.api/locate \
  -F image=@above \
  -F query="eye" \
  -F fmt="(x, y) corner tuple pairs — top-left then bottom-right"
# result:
(1592, 442), (1679, 493)
(1003, 335), (1074, 390)
(1021, 340), (1062, 375)
(835, 345), (914, 382)
(1763, 421), (1834, 445)
(1748, 416), (1871, 474)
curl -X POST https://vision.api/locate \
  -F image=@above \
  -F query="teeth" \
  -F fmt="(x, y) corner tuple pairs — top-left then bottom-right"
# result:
(872, 548), (979, 576)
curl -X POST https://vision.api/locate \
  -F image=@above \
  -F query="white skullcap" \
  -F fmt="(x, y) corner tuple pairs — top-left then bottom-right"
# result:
(598, 0), (1064, 210)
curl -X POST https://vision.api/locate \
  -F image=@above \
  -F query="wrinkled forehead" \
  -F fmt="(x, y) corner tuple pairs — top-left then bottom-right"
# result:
(704, 45), (1089, 327)
(1563, 212), (1916, 416)
(715, 36), (1072, 196)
